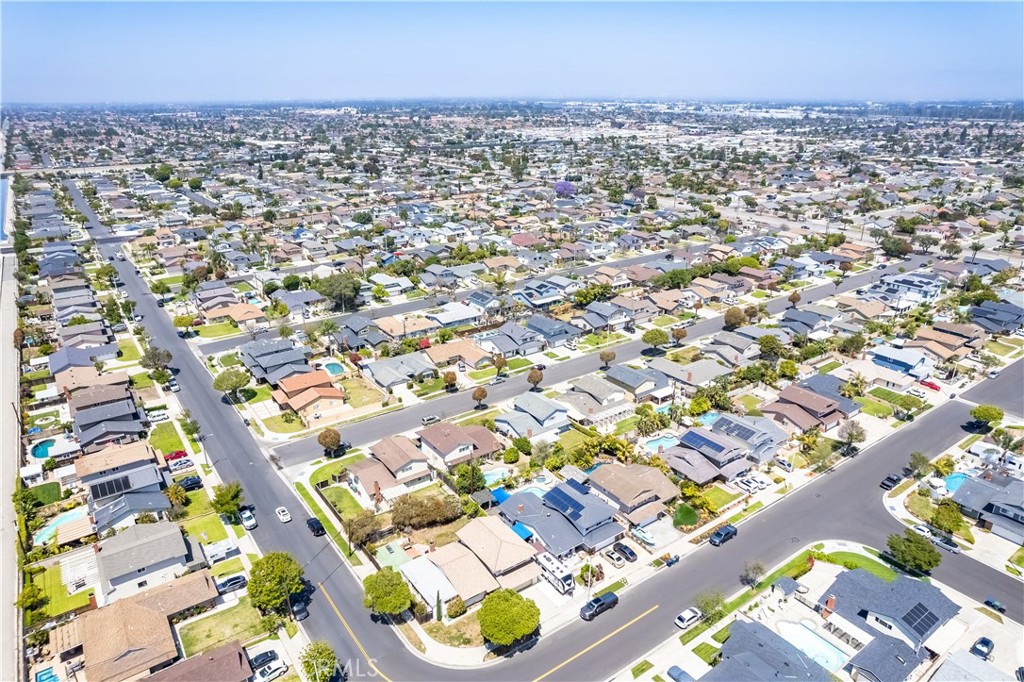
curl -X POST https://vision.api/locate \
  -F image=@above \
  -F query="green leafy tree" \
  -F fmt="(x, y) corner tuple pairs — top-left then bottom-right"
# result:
(930, 499), (965, 536)
(363, 568), (413, 615)
(693, 590), (726, 623)
(908, 452), (932, 478)
(248, 552), (305, 613)
(300, 641), (337, 682)
(347, 509), (383, 549)
(212, 368), (249, 402)
(477, 589), (540, 646)
(492, 355), (508, 375)
(757, 335), (785, 361)
(641, 328), (670, 349)
(688, 395), (712, 417)
(931, 455), (955, 478)
(454, 461), (486, 494)
(437, 328), (455, 343)
(970, 405), (1003, 429)
(16, 583), (48, 612)
(172, 314), (195, 331)
(187, 177), (203, 191)
(723, 307), (746, 328)
(887, 529), (942, 573)
(778, 359), (798, 380)
(140, 346), (172, 371)
(211, 481), (245, 517)
(443, 370), (458, 392)
(163, 483), (187, 508)
(837, 420), (866, 455)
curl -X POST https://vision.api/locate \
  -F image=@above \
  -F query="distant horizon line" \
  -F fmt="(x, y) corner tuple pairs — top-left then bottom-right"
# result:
(3, 96), (1022, 108)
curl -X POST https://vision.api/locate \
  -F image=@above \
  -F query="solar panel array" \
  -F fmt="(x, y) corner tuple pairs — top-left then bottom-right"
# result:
(901, 603), (939, 637)
(680, 430), (725, 454)
(566, 479), (589, 495)
(715, 418), (756, 442)
(543, 487), (584, 522)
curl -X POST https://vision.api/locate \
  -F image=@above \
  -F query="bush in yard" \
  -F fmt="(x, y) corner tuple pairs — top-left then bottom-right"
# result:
(931, 499), (965, 536)
(390, 494), (462, 529)
(503, 448), (520, 465)
(512, 436), (532, 455)
(211, 481), (245, 517)
(300, 641), (338, 682)
(446, 595), (467, 619)
(477, 589), (540, 646)
(363, 568), (412, 615)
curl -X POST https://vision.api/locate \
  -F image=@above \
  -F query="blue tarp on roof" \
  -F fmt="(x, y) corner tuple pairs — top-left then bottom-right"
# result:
(511, 522), (533, 541)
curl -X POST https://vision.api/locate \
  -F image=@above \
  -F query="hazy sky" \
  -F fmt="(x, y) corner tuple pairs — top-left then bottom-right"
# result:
(3, 2), (1022, 104)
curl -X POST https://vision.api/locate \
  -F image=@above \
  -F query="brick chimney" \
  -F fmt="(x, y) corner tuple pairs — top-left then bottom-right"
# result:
(822, 594), (836, 620)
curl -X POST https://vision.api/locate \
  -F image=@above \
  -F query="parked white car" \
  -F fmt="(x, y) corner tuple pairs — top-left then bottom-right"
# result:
(255, 660), (288, 682)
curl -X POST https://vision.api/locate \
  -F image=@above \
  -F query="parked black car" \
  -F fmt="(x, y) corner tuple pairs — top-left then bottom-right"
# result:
(709, 524), (738, 547)
(177, 475), (203, 492)
(879, 474), (901, 491)
(580, 592), (619, 621)
(249, 650), (279, 670)
(613, 542), (638, 563)
(306, 518), (326, 537)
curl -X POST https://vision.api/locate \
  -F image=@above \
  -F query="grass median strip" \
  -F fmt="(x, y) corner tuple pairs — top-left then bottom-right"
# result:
(294, 482), (361, 566)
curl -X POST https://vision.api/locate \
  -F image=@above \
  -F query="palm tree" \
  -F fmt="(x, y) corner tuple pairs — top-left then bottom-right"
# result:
(992, 429), (1024, 465)
(164, 483), (187, 508)
(969, 240), (983, 263)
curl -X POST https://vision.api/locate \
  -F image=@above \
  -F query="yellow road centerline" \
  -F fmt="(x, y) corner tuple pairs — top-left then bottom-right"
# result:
(532, 605), (659, 682)
(319, 581), (393, 682)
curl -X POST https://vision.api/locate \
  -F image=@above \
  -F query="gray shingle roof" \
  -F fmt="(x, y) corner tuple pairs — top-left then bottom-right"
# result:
(97, 521), (186, 580)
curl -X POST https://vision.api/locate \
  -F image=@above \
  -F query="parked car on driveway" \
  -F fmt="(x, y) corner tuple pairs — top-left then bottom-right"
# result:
(249, 650), (278, 670)
(165, 450), (189, 461)
(169, 458), (194, 472)
(970, 637), (994, 661)
(919, 380), (941, 391)
(613, 542), (637, 562)
(177, 475), (203, 491)
(603, 549), (625, 568)
(255, 660), (288, 682)
(709, 524), (738, 546)
(216, 575), (248, 595)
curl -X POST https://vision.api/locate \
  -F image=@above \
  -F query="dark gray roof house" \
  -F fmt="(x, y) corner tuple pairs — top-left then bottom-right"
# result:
(238, 338), (313, 385)
(817, 569), (959, 682)
(798, 374), (862, 418)
(952, 473), (1024, 544)
(700, 620), (831, 682)
(664, 427), (751, 485)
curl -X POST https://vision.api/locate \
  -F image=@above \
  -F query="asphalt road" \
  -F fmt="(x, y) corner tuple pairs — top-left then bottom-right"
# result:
(273, 254), (929, 465)
(66, 178), (1024, 681)
(962, 358), (1024, 418)
(197, 249), (686, 355)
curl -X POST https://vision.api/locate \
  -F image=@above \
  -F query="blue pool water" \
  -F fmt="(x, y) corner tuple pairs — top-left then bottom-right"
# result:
(31, 439), (55, 459)
(33, 506), (89, 546)
(323, 362), (344, 376)
(483, 467), (510, 486)
(645, 435), (679, 453)
(491, 486), (544, 505)
(655, 404), (672, 414)
(776, 621), (848, 672)
(583, 463), (604, 474)
(35, 668), (59, 682)
(944, 472), (968, 493)
(696, 411), (722, 426)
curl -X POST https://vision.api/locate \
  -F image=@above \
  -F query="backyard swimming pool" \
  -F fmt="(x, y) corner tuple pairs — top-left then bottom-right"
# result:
(483, 467), (511, 486)
(645, 435), (679, 453)
(33, 506), (89, 546)
(323, 362), (344, 376)
(30, 439), (55, 459)
(696, 411), (722, 426)
(776, 621), (848, 672)
(491, 485), (545, 504)
(35, 668), (59, 682)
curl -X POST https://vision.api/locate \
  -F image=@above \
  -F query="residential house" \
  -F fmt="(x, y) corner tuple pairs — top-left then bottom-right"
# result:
(142, 642), (251, 682)
(362, 352), (437, 389)
(970, 300), (1024, 334)
(603, 364), (673, 403)
(416, 423), (501, 471)
(238, 338), (313, 385)
(455, 516), (540, 592)
(271, 289), (327, 320)
(398, 557), (458, 617)
(97, 522), (203, 602)
(663, 428), (752, 484)
(77, 441), (168, 532)
(525, 315), (584, 348)
(702, 620), (831, 682)
(558, 375), (635, 431)
(703, 330), (760, 368)
(609, 295), (657, 325)
(331, 315), (390, 351)
(814, 569), (959, 682)
(375, 315), (440, 341)
(349, 435), (433, 501)
(474, 321), (545, 358)
(952, 473), (1024, 544)
(423, 339), (491, 369)
(270, 369), (346, 425)
(587, 463), (678, 527)
(498, 480), (624, 558)
(797, 374), (862, 418)
(425, 542), (500, 607)
(647, 358), (731, 397)
(494, 393), (569, 442)
(424, 301), (484, 329)
(571, 301), (631, 333)
(868, 345), (935, 380)
(762, 385), (843, 434)
(73, 398), (144, 453)
(514, 279), (564, 309)
(709, 413), (788, 464)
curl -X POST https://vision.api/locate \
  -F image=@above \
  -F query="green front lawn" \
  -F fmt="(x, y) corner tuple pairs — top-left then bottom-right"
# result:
(117, 338), (141, 362)
(817, 360), (841, 374)
(869, 387), (923, 411)
(736, 394), (761, 413)
(579, 332), (625, 349)
(750, 290), (769, 299)
(667, 346), (700, 365)
(230, 282), (253, 293)
(705, 485), (742, 510)
(239, 384), (273, 404)
(340, 377), (380, 408)
(130, 371), (154, 389)
(262, 414), (306, 433)
(310, 453), (367, 487)
(182, 512), (228, 544)
(149, 422), (185, 455)
(595, 578), (627, 598)
(468, 367), (498, 381)
(693, 643), (720, 665)
(159, 274), (184, 286)
(413, 377), (446, 397)
(322, 486), (364, 520)
(181, 488), (214, 518)
(457, 409), (499, 427)
(825, 551), (897, 581)
(728, 501), (764, 524)
(508, 357), (533, 371)
(32, 565), (93, 617)
(631, 660), (653, 679)
(985, 340), (1015, 356)
(673, 503), (698, 528)
(855, 396), (893, 418)
(209, 557), (244, 578)
(197, 322), (240, 339)
(653, 315), (679, 327)
(179, 596), (263, 656)
(1010, 547), (1024, 568)
(219, 352), (241, 367)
